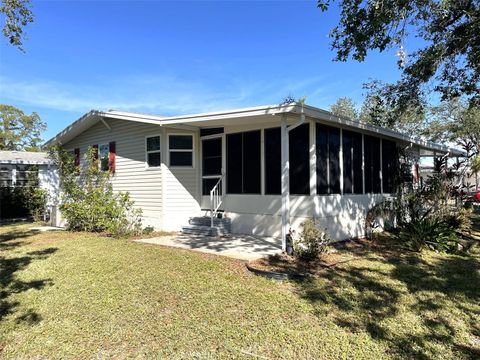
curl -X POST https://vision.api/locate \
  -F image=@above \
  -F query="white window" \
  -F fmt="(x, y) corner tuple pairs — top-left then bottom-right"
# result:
(99, 143), (109, 171)
(146, 135), (161, 168)
(169, 134), (193, 167)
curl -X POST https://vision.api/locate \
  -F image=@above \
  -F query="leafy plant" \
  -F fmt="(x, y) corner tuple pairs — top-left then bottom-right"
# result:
(49, 146), (143, 237)
(0, 166), (47, 220)
(399, 217), (459, 253)
(291, 219), (330, 261)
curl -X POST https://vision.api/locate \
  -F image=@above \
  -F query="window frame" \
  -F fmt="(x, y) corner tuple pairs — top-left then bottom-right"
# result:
(145, 134), (162, 169)
(168, 133), (195, 168)
(98, 143), (110, 172)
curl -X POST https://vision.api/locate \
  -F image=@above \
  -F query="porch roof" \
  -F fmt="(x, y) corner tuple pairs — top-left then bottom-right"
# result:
(0, 151), (52, 165)
(44, 103), (462, 157)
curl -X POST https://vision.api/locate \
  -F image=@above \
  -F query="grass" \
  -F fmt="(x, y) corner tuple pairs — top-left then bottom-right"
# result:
(0, 219), (479, 359)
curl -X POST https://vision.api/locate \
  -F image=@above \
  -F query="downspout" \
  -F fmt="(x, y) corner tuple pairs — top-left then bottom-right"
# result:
(280, 101), (306, 252)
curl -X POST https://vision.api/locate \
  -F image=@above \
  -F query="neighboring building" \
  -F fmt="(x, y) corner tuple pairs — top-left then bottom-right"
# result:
(44, 103), (461, 246)
(0, 151), (59, 219)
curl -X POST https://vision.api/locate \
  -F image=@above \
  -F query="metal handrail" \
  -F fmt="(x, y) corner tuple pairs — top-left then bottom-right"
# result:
(209, 173), (225, 228)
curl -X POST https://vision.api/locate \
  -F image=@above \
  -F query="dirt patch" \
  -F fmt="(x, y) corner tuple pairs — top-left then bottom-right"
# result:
(249, 240), (368, 277)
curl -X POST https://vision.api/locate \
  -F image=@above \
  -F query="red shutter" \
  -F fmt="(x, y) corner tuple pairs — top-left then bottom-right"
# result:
(74, 148), (80, 169)
(92, 144), (99, 160)
(109, 141), (116, 173)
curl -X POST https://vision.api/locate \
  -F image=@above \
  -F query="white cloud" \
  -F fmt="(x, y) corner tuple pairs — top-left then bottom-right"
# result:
(0, 73), (329, 116)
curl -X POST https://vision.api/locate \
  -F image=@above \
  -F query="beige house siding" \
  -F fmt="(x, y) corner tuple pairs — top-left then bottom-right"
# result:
(63, 118), (200, 229)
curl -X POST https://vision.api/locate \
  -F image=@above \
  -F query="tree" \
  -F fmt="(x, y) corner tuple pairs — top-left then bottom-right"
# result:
(330, 97), (358, 120)
(425, 99), (480, 153)
(358, 80), (426, 133)
(318, 1), (480, 110)
(424, 98), (480, 189)
(0, 104), (46, 151)
(0, 0), (34, 51)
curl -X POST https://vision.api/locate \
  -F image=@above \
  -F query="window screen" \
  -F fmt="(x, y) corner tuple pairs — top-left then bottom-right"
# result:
(342, 131), (353, 194)
(382, 139), (397, 193)
(226, 133), (242, 193)
(202, 138), (222, 176)
(264, 127), (281, 195)
(169, 135), (193, 167)
(329, 128), (341, 194)
(289, 124), (310, 195)
(226, 130), (261, 194)
(343, 130), (363, 194)
(316, 125), (328, 195)
(99, 143), (109, 171)
(146, 136), (161, 167)
(243, 131), (261, 194)
(364, 135), (381, 193)
(316, 124), (341, 195)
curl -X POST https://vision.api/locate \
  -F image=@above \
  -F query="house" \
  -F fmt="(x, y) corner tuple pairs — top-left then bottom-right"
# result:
(0, 150), (59, 219)
(44, 103), (461, 248)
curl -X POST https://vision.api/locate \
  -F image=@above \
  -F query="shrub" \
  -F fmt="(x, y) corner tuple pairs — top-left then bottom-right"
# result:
(291, 219), (330, 261)
(49, 146), (143, 237)
(399, 217), (459, 252)
(0, 169), (47, 221)
(18, 185), (47, 221)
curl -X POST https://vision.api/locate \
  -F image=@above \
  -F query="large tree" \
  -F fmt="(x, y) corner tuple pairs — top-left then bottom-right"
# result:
(424, 99), (480, 186)
(358, 80), (426, 133)
(318, 0), (480, 111)
(425, 98), (480, 151)
(330, 96), (358, 120)
(0, 0), (33, 51)
(0, 104), (46, 151)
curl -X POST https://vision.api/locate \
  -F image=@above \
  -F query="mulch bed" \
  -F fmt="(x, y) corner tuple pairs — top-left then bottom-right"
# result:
(247, 237), (375, 278)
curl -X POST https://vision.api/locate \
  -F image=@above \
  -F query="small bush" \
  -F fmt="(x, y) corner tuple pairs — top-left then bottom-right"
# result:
(399, 217), (459, 252)
(18, 185), (48, 221)
(292, 219), (330, 261)
(0, 183), (47, 221)
(50, 146), (143, 238)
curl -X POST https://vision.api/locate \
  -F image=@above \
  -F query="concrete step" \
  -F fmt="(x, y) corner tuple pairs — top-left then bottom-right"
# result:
(188, 217), (231, 229)
(181, 225), (212, 236)
(181, 224), (231, 237)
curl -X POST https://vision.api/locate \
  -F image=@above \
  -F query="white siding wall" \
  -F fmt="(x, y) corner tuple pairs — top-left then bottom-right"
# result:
(38, 165), (59, 206)
(218, 193), (386, 240)
(162, 130), (201, 231)
(62, 116), (406, 241)
(63, 119), (199, 230)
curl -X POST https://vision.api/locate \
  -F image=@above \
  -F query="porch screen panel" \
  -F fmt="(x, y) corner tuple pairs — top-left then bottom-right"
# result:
(382, 139), (397, 193)
(316, 124), (328, 195)
(202, 138), (222, 176)
(316, 124), (341, 195)
(264, 127), (281, 195)
(243, 131), (261, 194)
(343, 130), (363, 194)
(226, 133), (242, 193)
(352, 132), (363, 194)
(226, 130), (261, 194)
(342, 131), (353, 194)
(328, 128), (341, 194)
(289, 123), (310, 195)
(364, 135), (381, 193)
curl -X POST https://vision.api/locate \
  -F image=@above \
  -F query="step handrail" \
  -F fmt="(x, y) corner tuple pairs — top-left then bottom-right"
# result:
(209, 173), (225, 228)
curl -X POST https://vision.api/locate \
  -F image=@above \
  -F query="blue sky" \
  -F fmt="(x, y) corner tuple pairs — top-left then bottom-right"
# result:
(0, 1), (407, 141)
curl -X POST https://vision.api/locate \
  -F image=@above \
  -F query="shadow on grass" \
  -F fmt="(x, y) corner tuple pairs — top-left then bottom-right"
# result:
(293, 249), (480, 359)
(0, 228), (56, 325)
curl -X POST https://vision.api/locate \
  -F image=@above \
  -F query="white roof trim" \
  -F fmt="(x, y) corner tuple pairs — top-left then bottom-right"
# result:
(44, 103), (462, 156)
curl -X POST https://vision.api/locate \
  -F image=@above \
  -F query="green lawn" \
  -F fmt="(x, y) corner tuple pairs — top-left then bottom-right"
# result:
(1, 221), (479, 359)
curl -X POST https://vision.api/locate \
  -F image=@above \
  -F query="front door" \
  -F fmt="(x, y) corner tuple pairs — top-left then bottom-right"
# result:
(201, 137), (223, 195)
